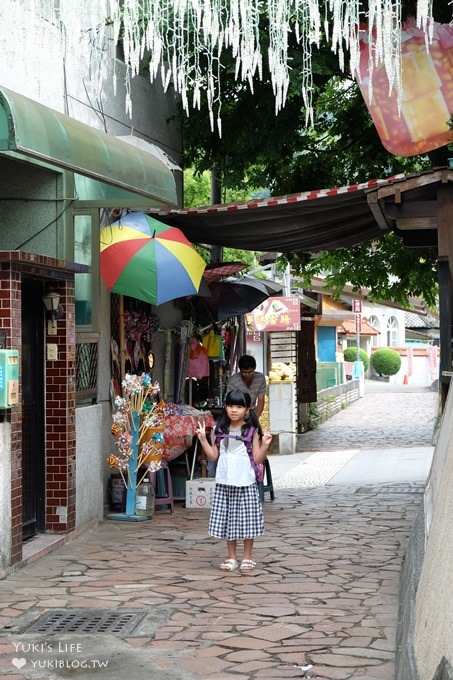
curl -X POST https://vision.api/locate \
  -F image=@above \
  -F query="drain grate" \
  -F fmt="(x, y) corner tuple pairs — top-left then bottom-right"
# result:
(355, 484), (424, 494)
(21, 609), (147, 636)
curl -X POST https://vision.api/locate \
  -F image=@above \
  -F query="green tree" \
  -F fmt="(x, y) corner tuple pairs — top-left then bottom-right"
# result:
(279, 233), (439, 308)
(180, 4), (449, 306)
(183, 169), (264, 207)
(184, 169), (262, 268)
(343, 347), (369, 371)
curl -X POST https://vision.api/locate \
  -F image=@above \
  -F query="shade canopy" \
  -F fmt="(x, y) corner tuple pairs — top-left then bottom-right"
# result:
(0, 86), (177, 206)
(148, 176), (404, 253)
(149, 170), (453, 253)
(203, 262), (248, 282)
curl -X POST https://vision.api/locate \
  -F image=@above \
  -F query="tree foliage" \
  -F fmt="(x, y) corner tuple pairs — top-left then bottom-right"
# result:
(279, 233), (438, 308)
(179, 3), (450, 306)
(183, 169), (263, 207)
(184, 169), (261, 268)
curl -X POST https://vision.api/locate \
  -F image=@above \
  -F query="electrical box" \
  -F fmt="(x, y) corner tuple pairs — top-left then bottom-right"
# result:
(0, 349), (19, 408)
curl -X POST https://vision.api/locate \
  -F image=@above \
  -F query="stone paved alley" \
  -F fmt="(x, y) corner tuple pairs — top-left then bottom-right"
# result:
(0, 382), (438, 680)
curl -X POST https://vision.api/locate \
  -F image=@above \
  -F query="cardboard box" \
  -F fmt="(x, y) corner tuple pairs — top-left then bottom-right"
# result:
(185, 478), (216, 509)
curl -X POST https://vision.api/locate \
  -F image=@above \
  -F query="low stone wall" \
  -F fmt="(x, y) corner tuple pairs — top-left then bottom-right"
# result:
(298, 379), (361, 434)
(395, 500), (425, 680)
(315, 379), (361, 422)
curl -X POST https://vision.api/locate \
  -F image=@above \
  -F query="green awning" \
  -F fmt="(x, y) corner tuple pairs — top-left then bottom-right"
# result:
(0, 86), (177, 206)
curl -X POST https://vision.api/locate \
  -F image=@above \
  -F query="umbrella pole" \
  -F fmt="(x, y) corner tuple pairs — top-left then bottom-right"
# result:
(119, 295), (126, 381)
(163, 329), (172, 398)
(176, 320), (192, 403)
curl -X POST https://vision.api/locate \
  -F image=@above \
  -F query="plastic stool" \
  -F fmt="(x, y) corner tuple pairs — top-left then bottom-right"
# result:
(258, 457), (275, 502)
(148, 462), (174, 513)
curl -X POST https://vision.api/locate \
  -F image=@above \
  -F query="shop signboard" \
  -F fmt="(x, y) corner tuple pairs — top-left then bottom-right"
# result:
(247, 296), (301, 332)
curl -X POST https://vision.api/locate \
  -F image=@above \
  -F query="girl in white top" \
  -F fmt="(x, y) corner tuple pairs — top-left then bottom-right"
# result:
(196, 389), (272, 573)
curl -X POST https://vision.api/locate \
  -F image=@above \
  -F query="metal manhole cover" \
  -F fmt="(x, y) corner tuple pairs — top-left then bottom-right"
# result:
(21, 609), (147, 636)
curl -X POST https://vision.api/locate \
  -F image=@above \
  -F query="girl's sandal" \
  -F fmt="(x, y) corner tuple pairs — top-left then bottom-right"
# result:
(239, 559), (256, 573)
(219, 559), (239, 571)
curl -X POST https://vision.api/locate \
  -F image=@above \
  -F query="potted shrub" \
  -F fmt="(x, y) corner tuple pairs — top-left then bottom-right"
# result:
(370, 348), (401, 381)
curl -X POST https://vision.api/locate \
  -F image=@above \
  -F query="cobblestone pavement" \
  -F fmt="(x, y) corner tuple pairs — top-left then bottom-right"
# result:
(0, 383), (439, 680)
(296, 381), (439, 451)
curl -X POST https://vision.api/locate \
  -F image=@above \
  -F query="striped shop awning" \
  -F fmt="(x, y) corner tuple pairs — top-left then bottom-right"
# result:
(148, 174), (407, 253)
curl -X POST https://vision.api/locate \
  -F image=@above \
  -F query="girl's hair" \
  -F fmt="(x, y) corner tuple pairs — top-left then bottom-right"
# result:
(216, 389), (263, 438)
(225, 389), (251, 408)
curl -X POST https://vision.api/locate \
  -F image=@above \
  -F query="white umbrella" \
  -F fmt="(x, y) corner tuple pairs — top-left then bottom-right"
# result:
(116, 135), (181, 172)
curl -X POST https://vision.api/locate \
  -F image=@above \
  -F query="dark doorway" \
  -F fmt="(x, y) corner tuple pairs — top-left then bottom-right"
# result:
(21, 278), (45, 540)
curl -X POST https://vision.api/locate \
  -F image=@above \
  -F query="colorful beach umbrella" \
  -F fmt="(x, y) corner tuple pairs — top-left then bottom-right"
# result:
(100, 212), (206, 305)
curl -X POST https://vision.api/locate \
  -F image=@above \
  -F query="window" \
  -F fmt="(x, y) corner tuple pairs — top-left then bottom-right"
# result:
(76, 333), (99, 404)
(74, 214), (94, 326)
(72, 210), (100, 404)
(368, 315), (380, 347)
(387, 316), (398, 346)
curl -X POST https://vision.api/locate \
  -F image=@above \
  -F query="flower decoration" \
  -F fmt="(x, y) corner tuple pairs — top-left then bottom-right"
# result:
(111, 423), (122, 437)
(107, 373), (162, 487)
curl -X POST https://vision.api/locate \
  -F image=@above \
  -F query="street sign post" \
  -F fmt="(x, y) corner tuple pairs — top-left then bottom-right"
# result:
(353, 301), (362, 378)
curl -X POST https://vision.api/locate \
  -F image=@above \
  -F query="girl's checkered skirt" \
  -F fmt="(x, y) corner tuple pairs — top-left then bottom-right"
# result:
(208, 483), (264, 540)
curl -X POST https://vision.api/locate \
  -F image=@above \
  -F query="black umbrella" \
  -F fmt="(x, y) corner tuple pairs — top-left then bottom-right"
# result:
(224, 276), (283, 296)
(193, 280), (269, 322)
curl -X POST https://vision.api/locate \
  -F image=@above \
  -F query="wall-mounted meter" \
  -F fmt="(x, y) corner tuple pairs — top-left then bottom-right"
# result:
(0, 349), (19, 408)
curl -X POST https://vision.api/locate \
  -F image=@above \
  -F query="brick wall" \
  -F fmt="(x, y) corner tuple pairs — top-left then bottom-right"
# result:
(45, 280), (76, 532)
(0, 252), (77, 565)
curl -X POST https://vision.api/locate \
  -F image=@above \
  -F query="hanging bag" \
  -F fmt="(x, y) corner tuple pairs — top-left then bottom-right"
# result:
(186, 338), (210, 378)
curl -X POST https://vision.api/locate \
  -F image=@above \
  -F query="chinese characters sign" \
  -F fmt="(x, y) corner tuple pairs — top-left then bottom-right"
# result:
(247, 296), (301, 332)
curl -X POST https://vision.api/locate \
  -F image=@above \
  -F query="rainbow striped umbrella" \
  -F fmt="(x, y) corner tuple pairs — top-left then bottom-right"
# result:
(100, 212), (206, 305)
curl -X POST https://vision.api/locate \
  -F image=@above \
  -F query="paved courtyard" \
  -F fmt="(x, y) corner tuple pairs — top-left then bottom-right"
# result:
(0, 382), (440, 680)
(296, 381), (438, 451)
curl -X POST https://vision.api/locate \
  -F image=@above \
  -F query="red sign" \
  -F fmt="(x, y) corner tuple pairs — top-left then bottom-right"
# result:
(353, 299), (362, 313)
(246, 296), (301, 332)
(355, 314), (361, 334)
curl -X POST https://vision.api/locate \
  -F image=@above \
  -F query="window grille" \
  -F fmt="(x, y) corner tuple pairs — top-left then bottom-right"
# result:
(76, 333), (98, 404)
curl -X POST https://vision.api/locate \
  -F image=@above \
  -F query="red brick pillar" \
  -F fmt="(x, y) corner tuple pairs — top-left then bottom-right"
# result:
(45, 280), (76, 532)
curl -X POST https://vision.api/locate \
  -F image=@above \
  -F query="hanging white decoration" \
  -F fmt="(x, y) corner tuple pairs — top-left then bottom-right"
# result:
(0, 0), (438, 136)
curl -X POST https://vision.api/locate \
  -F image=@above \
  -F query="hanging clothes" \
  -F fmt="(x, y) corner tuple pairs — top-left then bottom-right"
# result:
(187, 338), (210, 379)
(201, 328), (224, 361)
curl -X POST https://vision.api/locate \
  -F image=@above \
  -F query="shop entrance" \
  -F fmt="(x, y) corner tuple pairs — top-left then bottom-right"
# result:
(21, 278), (45, 540)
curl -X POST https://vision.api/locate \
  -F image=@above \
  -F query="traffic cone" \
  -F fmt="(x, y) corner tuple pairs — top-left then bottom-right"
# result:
(403, 374), (408, 385)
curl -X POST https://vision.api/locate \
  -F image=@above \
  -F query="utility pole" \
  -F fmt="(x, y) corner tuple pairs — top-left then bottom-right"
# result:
(210, 166), (223, 264)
